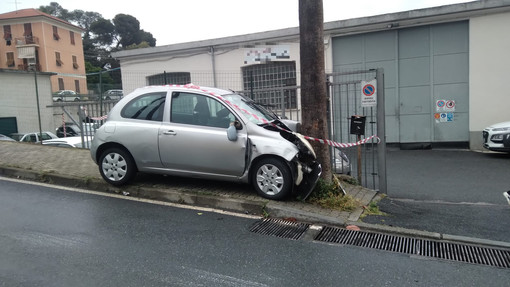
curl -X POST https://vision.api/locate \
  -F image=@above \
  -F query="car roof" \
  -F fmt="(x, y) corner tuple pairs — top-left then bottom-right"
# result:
(132, 84), (234, 97)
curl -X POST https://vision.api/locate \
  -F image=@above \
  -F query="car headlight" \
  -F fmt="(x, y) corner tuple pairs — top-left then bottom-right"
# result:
(294, 132), (317, 159)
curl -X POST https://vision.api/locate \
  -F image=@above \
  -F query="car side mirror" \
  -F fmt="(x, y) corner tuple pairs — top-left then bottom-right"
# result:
(227, 124), (238, 141)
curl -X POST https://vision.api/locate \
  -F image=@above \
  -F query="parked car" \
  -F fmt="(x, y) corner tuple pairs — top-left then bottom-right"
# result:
(0, 134), (15, 141)
(10, 132), (58, 143)
(333, 148), (351, 175)
(53, 90), (80, 102)
(483, 121), (510, 152)
(56, 122), (97, 138)
(103, 89), (123, 100)
(43, 136), (92, 149)
(90, 85), (321, 200)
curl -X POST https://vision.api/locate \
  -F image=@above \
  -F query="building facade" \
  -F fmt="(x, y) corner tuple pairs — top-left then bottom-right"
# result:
(0, 8), (87, 95)
(111, 0), (510, 151)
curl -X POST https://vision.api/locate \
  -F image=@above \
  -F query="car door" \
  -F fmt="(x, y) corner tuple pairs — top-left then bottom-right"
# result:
(158, 91), (247, 177)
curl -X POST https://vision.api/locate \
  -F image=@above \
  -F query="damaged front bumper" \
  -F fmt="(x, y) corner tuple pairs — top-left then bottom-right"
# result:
(295, 161), (322, 200)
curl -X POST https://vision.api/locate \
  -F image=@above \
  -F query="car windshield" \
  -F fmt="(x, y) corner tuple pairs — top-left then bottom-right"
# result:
(221, 93), (276, 124)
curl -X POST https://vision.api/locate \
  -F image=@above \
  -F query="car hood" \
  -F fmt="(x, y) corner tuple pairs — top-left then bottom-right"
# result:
(486, 121), (510, 129)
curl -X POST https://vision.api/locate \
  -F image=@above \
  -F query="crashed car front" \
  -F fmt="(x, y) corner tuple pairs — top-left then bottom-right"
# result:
(223, 93), (322, 200)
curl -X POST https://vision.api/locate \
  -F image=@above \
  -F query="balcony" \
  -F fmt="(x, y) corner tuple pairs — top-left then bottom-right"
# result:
(15, 36), (39, 47)
(17, 63), (41, 72)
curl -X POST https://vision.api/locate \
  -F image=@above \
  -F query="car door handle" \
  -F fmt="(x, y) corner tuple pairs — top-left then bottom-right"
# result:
(163, 130), (177, 135)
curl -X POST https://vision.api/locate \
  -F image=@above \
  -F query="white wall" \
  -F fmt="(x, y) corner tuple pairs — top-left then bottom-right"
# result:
(469, 11), (510, 150)
(0, 71), (54, 133)
(119, 41), (302, 94)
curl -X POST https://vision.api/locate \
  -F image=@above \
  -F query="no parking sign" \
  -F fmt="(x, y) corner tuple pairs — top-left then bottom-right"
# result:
(361, 79), (377, 107)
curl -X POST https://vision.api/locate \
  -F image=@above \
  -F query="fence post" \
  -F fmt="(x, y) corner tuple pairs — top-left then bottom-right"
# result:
(376, 68), (387, 194)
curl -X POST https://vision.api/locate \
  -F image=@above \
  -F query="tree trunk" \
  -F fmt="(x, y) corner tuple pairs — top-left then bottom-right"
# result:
(299, 0), (332, 182)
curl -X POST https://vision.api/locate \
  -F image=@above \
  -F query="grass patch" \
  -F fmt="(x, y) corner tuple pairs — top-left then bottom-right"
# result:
(306, 177), (361, 212)
(360, 200), (387, 219)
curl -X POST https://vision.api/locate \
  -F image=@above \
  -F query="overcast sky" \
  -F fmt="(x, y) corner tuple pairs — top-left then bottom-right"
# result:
(1, 0), (473, 46)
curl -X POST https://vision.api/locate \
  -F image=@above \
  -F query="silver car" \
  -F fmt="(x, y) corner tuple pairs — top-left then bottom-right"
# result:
(90, 85), (321, 200)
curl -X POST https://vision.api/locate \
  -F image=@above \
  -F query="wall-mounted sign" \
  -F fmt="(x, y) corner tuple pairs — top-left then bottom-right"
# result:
(244, 46), (290, 64)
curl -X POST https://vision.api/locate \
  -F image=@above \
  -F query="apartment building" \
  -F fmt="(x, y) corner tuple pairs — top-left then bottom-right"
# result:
(0, 8), (87, 94)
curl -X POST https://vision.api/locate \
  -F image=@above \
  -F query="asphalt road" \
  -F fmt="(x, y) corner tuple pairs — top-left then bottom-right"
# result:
(1, 178), (508, 286)
(364, 149), (510, 242)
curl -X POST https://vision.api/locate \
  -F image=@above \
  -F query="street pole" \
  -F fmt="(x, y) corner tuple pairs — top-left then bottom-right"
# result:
(33, 65), (43, 145)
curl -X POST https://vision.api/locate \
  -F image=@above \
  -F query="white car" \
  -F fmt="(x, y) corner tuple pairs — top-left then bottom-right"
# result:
(483, 121), (510, 152)
(43, 136), (92, 149)
(53, 90), (80, 102)
(11, 131), (58, 143)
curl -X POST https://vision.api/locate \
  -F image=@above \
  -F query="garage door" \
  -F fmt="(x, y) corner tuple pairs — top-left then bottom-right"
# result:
(332, 21), (469, 144)
(0, 117), (17, 136)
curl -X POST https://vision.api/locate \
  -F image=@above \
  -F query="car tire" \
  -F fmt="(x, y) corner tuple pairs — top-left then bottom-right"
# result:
(99, 148), (136, 186)
(252, 157), (292, 200)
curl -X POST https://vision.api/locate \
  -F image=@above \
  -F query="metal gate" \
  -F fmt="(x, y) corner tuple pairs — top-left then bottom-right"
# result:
(328, 69), (387, 193)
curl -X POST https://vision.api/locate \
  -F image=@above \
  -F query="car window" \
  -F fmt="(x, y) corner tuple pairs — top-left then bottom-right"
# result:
(121, 92), (166, 121)
(22, 134), (36, 142)
(41, 133), (53, 140)
(171, 92), (235, 128)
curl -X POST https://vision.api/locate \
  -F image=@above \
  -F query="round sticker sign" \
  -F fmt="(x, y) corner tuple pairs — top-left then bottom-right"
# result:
(362, 84), (375, 97)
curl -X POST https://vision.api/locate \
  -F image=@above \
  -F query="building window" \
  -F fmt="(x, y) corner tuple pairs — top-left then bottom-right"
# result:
(58, 78), (64, 90)
(56, 52), (63, 66)
(3, 25), (12, 45)
(70, 31), (75, 45)
(75, 80), (80, 93)
(23, 23), (34, 44)
(242, 61), (297, 109)
(72, 55), (79, 69)
(52, 26), (60, 40)
(147, 72), (191, 85)
(6, 52), (15, 67)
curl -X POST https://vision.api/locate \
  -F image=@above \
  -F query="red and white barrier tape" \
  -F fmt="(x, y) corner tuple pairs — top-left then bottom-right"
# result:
(91, 115), (108, 121)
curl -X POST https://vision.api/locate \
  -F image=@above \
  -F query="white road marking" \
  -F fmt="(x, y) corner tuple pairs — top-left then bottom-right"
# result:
(0, 176), (262, 220)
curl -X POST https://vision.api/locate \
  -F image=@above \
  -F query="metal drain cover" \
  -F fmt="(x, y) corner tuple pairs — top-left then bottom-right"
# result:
(250, 218), (309, 240)
(315, 226), (510, 269)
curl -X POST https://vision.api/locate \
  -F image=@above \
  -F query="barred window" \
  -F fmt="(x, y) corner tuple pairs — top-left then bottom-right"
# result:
(147, 72), (191, 85)
(242, 61), (297, 109)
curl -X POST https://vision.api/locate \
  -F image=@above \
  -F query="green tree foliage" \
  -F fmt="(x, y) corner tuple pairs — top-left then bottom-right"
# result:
(38, 2), (157, 87)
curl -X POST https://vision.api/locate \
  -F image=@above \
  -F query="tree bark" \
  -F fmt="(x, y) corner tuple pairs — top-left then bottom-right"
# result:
(299, 0), (332, 182)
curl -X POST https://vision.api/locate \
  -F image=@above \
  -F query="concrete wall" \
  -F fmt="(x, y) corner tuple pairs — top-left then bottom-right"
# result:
(119, 41), (302, 95)
(469, 11), (510, 150)
(0, 70), (54, 133)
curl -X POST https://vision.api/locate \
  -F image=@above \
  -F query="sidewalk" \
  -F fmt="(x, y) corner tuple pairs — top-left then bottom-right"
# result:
(0, 141), (375, 225)
(2, 141), (509, 249)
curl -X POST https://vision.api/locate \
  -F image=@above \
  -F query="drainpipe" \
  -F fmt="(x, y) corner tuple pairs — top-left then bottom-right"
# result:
(210, 46), (217, 87)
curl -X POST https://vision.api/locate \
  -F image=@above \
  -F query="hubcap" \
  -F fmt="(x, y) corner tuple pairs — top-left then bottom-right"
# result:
(256, 164), (284, 196)
(101, 153), (127, 181)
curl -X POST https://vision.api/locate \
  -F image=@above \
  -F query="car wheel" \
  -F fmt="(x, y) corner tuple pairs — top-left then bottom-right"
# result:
(99, 148), (136, 186)
(252, 158), (292, 200)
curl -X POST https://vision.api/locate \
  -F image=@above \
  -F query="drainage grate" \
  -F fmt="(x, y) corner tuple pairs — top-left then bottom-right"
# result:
(250, 218), (309, 240)
(315, 226), (510, 269)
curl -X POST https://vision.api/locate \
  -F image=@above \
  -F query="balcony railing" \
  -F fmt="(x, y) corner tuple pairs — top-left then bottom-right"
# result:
(18, 63), (41, 72)
(15, 36), (39, 46)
